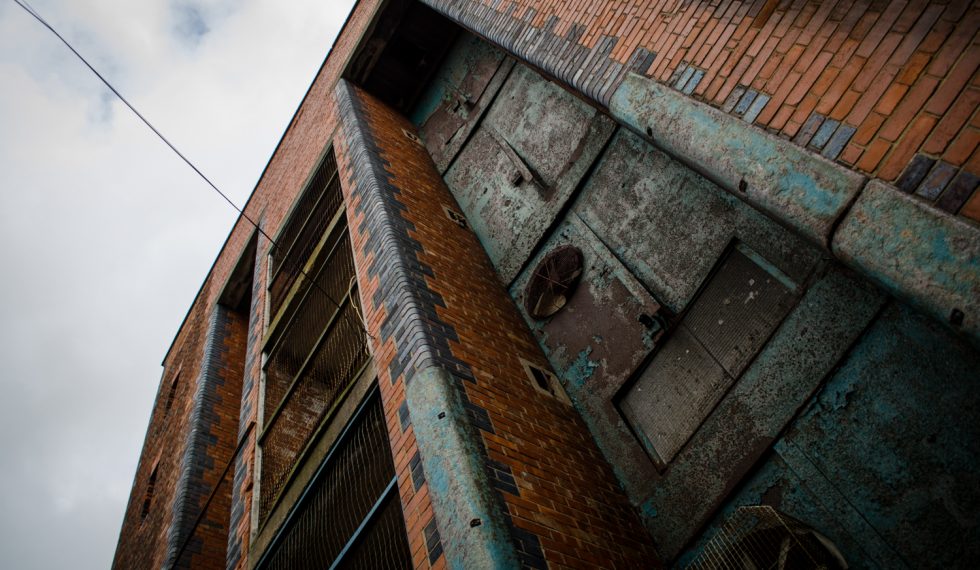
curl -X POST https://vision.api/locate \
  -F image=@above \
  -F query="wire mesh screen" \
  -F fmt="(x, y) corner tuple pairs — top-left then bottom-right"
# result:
(260, 225), (367, 522)
(686, 506), (847, 570)
(258, 394), (412, 570)
(268, 150), (344, 319)
(263, 223), (356, 416)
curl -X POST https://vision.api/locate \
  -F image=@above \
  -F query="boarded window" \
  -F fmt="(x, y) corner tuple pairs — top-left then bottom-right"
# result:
(619, 244), (798, 467)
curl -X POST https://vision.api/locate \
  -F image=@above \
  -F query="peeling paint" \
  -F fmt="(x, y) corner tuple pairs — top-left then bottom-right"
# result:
(609, 73), (866, 248)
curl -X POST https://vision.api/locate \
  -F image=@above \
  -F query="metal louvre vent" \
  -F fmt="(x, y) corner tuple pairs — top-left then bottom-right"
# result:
(687, 506), (847, 570)
(260, 220), (370, 523)
(258, 393), (412, 570)
(268, 150), (344, 319)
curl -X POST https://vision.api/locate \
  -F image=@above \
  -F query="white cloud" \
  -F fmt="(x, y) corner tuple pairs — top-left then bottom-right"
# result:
(0, 0), (355, 567)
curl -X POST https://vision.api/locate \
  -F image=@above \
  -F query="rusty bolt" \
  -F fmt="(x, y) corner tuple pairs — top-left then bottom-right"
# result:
(437, 412), (446, 419)
(469, 518), (482, 527)
(950, 308), (964, 326)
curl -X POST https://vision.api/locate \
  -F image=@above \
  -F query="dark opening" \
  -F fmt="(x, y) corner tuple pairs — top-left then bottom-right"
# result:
(164, 373), (179, 416)
(530, 366), (553, 395)
(346, 0), (459, 113)
(141, 465), (158, 520)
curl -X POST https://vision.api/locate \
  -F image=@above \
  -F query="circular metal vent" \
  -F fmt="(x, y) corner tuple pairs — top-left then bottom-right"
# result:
(524, 245), (584, 320)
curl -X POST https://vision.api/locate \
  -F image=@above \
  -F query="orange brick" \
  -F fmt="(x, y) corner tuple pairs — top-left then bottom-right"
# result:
(854, 112), (887, 146)
(879, 114), (940, 180)
(960, 188), (980, 222)
(830, 89), (861, 121)
(875, 83), (911, 115)
(945, 128), (980, 166)
(878, 75), (941, 141)
(839, 142), (864, 165)
(856, 138), (892, 172)
(925, 44), (980, 115)
(923, 87), (980, 154)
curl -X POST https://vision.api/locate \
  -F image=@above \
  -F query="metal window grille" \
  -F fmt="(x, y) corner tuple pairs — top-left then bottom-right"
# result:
(268, 150), (344, 319)
(686, 506), (847, 570)
(259, 216), (369, 522)
(257, 391), (412, 570)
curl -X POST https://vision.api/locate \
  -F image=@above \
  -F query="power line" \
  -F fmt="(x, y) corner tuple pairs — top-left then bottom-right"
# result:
(12, 0), (370, 338)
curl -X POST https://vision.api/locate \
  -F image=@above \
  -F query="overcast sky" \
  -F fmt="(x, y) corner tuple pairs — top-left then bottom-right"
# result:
(0, 0), (354, 567)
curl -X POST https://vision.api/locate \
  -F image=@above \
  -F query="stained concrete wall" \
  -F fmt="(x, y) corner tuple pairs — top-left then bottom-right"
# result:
(414, 32), (980, 568)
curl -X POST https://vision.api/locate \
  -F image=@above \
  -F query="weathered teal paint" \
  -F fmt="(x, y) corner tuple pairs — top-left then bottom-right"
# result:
(444, 64), (615, 283)
(644, 266), (885, 559)
(609, 73), (866, 248)
(574, 128), (822, 313)
(833, 180), (980, 347)
(683, 302), (980, 568)
(405, 366), (520, 570)
(508, 214), (666, 500)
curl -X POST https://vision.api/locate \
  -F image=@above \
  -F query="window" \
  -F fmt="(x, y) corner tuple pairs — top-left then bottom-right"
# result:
(140, 463), (158, 520)
(256, 390), (412, 570)
(259, 147), (369, 525)
(618, 243), (799, 467)
(163, 373), (179, 416)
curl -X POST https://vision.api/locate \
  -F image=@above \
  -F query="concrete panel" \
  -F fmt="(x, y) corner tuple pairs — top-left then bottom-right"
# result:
(609, 73), (866, 248)
(781, 302), (980, 567)
(574, 128), (822, 313)
(412, 33), (514, 173)
(509, 213), (666, 499)
(646, 267), (886, 560)
(684, 301), (980, 569)
(406, 366), (520, 569)
(445, 64), (615, 283)
(833, 179), (980, 347)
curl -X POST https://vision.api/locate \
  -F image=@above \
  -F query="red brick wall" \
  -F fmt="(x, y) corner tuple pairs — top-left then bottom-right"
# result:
(113, 295), (209, 570)
(114, 2), (385, 568)
(174, 307), (248, 570)
(337, 83), (658, 569)
(422, 0), (980, 221)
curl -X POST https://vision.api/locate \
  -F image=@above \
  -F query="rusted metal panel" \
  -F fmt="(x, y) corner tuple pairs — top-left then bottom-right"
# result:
(683, 245), (797, 377)
(413, 33), (514, 173)
(574, 129), (822, 313)
(446, 64), (615, 283)
(509, 214), (666, 499)
(620, 326), (730, 467)
(621, 245), (797, 467)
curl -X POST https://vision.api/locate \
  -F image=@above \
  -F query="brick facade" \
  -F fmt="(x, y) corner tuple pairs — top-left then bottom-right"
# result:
(113, 2), (979, 569)
(113, 2), (385, 568)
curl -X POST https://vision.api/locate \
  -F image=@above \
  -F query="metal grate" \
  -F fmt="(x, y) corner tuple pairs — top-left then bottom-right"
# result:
(268, 150), (344, 319)
(687, 506), (847, 570)
(258, 393), (412, 570)
(259, 222), (368, 522)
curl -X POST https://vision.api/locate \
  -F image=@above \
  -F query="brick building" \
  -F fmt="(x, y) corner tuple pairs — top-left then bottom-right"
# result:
(113, 1), (980, 568)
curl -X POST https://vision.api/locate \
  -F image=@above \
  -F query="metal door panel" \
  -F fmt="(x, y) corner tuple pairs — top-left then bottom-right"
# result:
(445, 63), (615, 283)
